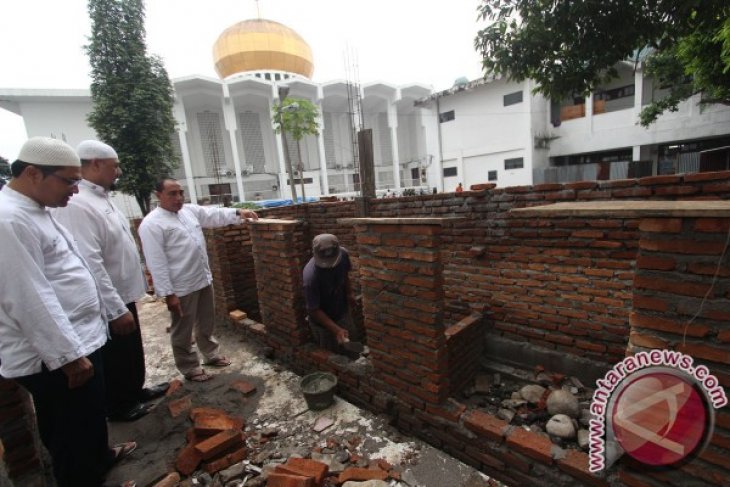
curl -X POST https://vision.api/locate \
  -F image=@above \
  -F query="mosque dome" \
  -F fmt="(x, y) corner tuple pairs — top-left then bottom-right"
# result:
(212, 19), (314, 80)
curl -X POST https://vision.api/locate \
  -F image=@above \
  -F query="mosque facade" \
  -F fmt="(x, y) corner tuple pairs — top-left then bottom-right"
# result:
(2, 18), (730, 217)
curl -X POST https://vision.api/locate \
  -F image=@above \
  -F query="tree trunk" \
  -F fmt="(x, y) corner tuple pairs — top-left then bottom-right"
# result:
(135, 192), (151, 216)
(296, 141), (306, 201)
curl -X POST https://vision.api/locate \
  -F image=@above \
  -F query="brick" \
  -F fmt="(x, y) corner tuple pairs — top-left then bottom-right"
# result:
(618, 470), (658, 487)
(505, 428), (553, 465)
(629, 331), (669, 349)
(463, 410), (509, 443)
(638, 175), (681, 185)
(676, 342), (730, 365)
(639, 238), (725, 255)
(175, 444), (203, 476)
(229, 309), (247, 321)
(281, 457), (329, 485)
(629, 312), (710, 337)
(167, 394), (192, 418)
(193, 413), (244, 436)
(165, 379), (183, 396)
(632, 294), (670, 312)
(194, 429), (244, 460)
(338, 467), (388, 483)
(557, 449), (608, 486)
(230, 380), (257, 395)
(267, 472), (313, 487)
(634, 275), (713, 298)
(202, 446), (247, 474)
(635, 255), (676, 271)
(638, 218), (683, 233)
(151, 472), (181, 487)
(694, 218), (730, 233)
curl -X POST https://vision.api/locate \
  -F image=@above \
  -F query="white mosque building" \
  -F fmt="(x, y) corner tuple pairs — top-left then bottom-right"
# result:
(2, 18), (729, 217)
(0, 18), (434, 215)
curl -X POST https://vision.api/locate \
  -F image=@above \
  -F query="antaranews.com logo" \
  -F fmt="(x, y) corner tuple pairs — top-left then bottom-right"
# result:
(589, 349), (727, 472)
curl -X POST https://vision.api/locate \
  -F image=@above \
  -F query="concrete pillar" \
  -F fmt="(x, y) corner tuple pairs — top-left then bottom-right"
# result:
(222, 84), (245, 201)
(173, 100), (197, 203)
(387, 100), (401, 190)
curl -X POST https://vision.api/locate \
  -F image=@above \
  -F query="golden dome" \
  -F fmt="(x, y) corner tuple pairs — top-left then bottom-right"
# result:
(213, 19), (314, 79)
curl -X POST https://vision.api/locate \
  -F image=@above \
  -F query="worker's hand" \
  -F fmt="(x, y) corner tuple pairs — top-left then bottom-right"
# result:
(238, 209), (259, 221)
(166, 294), (183, 318)
(61, 357), (94, 389)
(109, 311), (136, 336)
(334, 327), (349, 344)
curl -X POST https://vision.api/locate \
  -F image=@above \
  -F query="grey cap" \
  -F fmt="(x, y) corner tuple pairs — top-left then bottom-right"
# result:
(313, 233), (342, 268)
(17, 137), (80, 167)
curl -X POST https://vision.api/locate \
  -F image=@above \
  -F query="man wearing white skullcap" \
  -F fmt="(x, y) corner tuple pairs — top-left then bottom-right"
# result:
(0, 137), (136, 486)
(53, 140), (170, 423)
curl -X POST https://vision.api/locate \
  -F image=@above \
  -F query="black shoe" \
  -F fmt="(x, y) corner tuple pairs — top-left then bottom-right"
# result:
(138, 382), (170, 402)
(108, 403), (151, 422)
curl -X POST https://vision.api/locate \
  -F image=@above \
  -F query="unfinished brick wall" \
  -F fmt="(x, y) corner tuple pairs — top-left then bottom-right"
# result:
(0, 379), (41, 479)
(621, 212), (730, 486)
(248, 219), (310, 360)
(205, 225), (259, 323)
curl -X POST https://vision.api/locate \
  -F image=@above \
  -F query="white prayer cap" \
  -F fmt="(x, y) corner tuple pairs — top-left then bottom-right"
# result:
(17, 137), (80, 167)
(76, 140), (118, 160)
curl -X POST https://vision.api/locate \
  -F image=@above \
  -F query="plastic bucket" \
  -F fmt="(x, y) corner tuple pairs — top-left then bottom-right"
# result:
(300, 372), (337, 410)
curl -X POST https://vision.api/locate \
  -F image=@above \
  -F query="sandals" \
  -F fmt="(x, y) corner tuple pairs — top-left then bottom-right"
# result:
(204, 356), (232, 368)
(111, 441), (137, 464)
(185, 370), (213, 382)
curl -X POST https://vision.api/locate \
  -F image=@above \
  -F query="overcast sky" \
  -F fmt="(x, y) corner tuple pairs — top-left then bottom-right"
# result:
(0, 0), (488, 160)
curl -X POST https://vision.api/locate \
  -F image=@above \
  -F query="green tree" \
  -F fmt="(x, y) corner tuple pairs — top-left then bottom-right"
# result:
(475, 0), (730, 126)
(86, 0), (178, 214)
(0, 155), (9, 179)
(272, 96), (320, 201)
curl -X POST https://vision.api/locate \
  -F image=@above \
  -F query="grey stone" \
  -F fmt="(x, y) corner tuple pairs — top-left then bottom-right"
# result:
(311, 452), (348, 473)
(577, 429), (590, 450)
(546, 389), (580, 418)
(342, 481), (390, 487)
(535, 372), (552, 386)
(519, 384), (547, 403)
(501, 398), (526, 408)
(579, 409), (592, 427)
(334, 449), (351, 464)
(218, 462), (246, 482)
(497, 408), (515, 423)
(546, 414), (576, 439)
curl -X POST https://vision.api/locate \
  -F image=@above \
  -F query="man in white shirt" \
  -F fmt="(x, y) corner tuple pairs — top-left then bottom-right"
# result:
(139, 178), (258, 382)
(0, 137), (135, 487)
(52, 140), (169, 422)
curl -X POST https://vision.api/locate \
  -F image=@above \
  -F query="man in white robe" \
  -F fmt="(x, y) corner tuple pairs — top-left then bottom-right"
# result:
(52, 140), (169, 423)
(0, 137), (135, 486)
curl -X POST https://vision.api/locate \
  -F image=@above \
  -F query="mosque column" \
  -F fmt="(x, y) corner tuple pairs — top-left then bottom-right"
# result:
(387, 98), (401, 190)
(221, 85), (246, 201)
(173, 100), (197, 204)
(316, 94), (329, 195)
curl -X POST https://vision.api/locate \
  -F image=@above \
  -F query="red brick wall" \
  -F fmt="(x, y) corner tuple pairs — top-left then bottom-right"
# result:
(0, 379), (41, 479)
(205, 225), (259, 323)
(622, 215), (730, 486)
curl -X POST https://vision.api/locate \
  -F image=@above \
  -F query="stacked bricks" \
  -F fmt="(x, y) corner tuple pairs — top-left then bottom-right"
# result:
(625, 207), (730, 486)
(480, 211), (638, 366)
(205, 224), (260, 323)
(343, 217), (453, 407)
(446, 312), (484, 396)
(249, 219), (310, 358)
(0, 378), (42, 480)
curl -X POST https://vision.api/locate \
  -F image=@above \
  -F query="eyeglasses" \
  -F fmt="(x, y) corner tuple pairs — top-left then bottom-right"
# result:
(48, 173), (82, 187)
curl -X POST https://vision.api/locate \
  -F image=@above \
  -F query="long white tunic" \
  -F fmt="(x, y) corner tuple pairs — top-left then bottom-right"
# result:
(0, 187), (107, 378)
(51, 180), (146, 321)
(138, 205), (241, 298)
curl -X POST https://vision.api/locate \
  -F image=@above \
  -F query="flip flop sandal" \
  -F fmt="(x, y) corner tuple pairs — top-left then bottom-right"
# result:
(111, 441), (137, 464)
(185, 371), (213, 382)
(204, 357), (232, 367)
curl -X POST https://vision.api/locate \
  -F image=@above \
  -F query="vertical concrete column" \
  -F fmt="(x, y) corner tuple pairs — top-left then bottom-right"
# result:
(221, 85), (246, 201)
(387, 102), (401, 190)
(173, 99), (198, 203)
(342, 217), (451, 408)
(249, 219), (309, 358)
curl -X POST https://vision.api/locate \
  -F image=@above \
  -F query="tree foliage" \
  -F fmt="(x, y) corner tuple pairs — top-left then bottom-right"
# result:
(475, 0), (730, 126)
(272, 97), (320, 200)
(86, 0), (177, 214)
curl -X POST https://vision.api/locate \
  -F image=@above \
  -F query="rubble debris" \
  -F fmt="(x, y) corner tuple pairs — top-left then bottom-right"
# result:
(546, 389), (580, 418)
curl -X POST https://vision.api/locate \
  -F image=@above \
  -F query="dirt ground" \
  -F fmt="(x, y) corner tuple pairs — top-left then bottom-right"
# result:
(104, 297), (495, 487)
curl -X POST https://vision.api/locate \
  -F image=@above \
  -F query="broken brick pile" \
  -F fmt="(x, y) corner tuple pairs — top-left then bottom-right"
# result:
(0, 378), (41, 480)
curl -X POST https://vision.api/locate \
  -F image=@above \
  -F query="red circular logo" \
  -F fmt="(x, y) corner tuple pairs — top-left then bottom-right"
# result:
(611, 371), (708, 466)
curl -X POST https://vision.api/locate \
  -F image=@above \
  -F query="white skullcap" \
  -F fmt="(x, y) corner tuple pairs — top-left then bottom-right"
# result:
(17, 137), (80, 167)
(76, 140), (118, 160)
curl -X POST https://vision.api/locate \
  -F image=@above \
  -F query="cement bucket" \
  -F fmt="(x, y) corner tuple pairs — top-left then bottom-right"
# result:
(300, 372), (337, 410)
